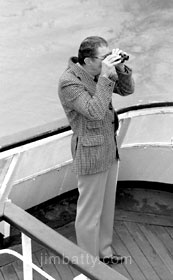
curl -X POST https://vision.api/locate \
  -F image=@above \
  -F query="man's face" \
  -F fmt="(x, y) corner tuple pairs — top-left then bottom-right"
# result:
(90, 45), (111, 76)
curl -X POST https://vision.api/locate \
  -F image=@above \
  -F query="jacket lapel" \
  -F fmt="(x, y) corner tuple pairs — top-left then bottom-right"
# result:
(69, 57), (96, 96)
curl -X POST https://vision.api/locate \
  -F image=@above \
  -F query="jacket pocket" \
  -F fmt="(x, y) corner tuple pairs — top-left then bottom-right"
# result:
(80, 135), (104, 146)
(76, 135), (105, 174)
(87, 120), (103, 129)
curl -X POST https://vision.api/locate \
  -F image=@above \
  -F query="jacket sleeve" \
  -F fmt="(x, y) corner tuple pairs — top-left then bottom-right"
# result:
(59, 76), (115, 121)
(110, 65), (135, 96)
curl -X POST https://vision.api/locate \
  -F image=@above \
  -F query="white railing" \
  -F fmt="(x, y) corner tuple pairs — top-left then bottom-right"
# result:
(0, 201), (129, 280)
(0, 242), (55, 280)
(1, 102), (173, 280)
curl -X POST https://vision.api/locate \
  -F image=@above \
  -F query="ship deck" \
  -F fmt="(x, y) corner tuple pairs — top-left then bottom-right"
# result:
(0, 184), (173, 280)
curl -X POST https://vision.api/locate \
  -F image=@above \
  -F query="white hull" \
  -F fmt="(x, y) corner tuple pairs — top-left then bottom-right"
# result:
(0, 103), (173, 211)
(118, 105), (173, 184)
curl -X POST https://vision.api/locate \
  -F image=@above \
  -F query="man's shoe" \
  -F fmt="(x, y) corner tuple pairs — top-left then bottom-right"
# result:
(100, 254), (125, 265)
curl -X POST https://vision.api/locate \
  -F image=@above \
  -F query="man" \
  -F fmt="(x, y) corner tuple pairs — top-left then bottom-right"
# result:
(58, 36), (134, 265)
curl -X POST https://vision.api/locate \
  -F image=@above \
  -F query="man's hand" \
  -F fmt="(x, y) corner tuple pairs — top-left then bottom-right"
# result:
(100, 48), (127, 78)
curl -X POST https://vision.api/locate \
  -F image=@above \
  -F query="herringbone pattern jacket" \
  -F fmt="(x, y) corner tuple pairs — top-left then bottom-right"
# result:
(58, 57), (134, 175)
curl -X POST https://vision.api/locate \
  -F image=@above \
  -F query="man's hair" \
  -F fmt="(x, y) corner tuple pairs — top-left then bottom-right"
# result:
(78, 36), (108, 65)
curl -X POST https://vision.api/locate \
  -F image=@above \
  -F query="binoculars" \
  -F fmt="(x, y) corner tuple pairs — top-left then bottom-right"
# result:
(120, 53), (129, 63)
(105, 51), (129, 63)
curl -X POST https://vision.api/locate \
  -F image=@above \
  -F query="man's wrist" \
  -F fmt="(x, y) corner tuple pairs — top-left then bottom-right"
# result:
(115, 64), (125, 72)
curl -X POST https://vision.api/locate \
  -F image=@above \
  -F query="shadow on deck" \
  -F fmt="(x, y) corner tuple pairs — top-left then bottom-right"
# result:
(0, 183), (173, 280)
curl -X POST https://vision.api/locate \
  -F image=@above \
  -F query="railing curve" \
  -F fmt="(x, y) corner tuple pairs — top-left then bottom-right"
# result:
(0, 201), (129, 280)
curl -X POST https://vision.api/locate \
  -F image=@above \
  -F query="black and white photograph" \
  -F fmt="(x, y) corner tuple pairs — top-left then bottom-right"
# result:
(0, 1), (173, 279)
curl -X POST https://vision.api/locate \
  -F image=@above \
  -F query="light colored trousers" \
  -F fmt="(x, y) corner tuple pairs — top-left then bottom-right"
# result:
(75, 161), (119, 258)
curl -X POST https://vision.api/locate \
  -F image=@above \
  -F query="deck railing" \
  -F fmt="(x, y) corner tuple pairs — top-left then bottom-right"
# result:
(1, 101), (173, 153)
(1, 101), (173, 279)
(0, 200), (129, 280)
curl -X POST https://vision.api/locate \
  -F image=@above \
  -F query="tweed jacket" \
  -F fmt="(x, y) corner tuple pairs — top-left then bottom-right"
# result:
(58, 57), (134, 175)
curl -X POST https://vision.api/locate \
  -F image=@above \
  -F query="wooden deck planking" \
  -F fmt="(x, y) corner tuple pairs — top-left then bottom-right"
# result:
(166, 226), (173, 238)
(34, 248), (62, 280)
(115, 222), (160, 280)
(109, 252), (132, 280)
(112, 225), (146, 280)
(108, 234), (132, 280)
(32, 253), (45, 280)
(111, 265), (132, 280)
(139, 224), (173, 275)
(44, 248), (78, 280)
(1, 221), (173, 280)
(115, 209), (173, 226)
(52, 254), (75, 280)
(68, 265), (80, 279)
(12, 260), (23, 280)
(150, 225), (173, 257)
(0, 271), (4, 280)
(1, 263), (19, 280)
(1, 187), (173, 280)
(125, 222), (172, 280)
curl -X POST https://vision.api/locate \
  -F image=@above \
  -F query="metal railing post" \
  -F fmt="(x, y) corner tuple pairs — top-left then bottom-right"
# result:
(0, 154), (20, 238)
(22, 233), (33, 280)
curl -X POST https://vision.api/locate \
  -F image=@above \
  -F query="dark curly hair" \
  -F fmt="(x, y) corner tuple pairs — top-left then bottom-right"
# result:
(78, 36), (108, 65)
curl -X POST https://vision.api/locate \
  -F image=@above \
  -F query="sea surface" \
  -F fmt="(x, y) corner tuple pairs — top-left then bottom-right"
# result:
(1, 0), (173, 145)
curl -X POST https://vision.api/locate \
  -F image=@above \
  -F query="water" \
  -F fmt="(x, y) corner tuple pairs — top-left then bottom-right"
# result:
(1, 0), (173, 145)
